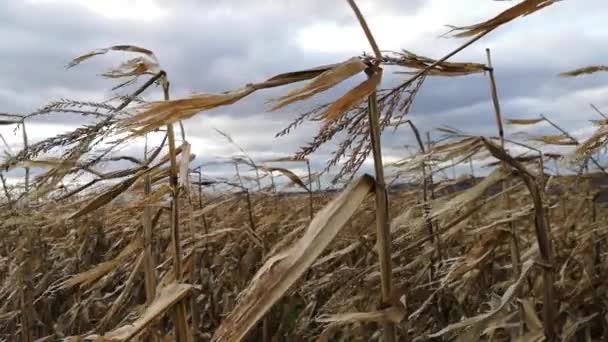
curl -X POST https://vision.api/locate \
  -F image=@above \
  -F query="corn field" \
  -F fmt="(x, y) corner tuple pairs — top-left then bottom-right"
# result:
(2, 0), (608, 341)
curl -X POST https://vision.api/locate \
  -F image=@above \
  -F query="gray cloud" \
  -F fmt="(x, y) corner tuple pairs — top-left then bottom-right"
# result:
(1, 0), (608, 186)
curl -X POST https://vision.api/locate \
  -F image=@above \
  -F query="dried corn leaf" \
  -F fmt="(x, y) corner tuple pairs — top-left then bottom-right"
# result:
(506, 118), (544, 125)
(448, 0), (558, 38)
(318, 70), (381, 122)
(390, 50), (486, 76)
(260, 61), (347, 88)
(100, 56), (160, 79)
(123, 87), (255, 135)
(8, 158), (80, 170)
(89, 283), (192, 341)
(262, 156), (307, 163)
(269, 57), (367, 110)
(192, 197), (237, 218)
(432, 137), (480, 154)
(122, 61), (348, 135)
(316, 305), (406, 324)
(559, 65), (608, 77)
(259, 166), (309, 192)
(211, 175), (374, 342)
(68, 170), (144, 219)
(67, 44), (158, 68)
(432, 166), (509, 219)
(59, 238), (142, 289)
(530, 134), (577, 146)
(429, 259), (534, 338)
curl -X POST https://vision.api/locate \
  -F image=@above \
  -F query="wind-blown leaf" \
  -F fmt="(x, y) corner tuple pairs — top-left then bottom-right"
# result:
(211, 175), (374, 342)
(68, 171), (144, 219)
(559, 65), (608, 77)
(388, 50), (487, 76)
(67, 44), (158, 68)
(260, 166), (309, 192)
(269, 57), (367, 110)
(448, 0), (558, 38)
(123, 87), (255, 135)
(121, 61), (348, 135)
(506, 118), (544, 125)
(262, 156), (307, 163)
(59, 238), (142, 289)
(530, 134), (577, 146)
(319, 70), (381, 122)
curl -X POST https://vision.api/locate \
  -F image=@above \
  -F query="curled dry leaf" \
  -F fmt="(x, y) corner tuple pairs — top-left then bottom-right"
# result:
(448, 0), (558, 38)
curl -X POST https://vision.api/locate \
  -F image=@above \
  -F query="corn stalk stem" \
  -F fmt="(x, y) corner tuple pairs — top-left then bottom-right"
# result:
(21, 121), (29, 196)
(486, 48), (524, 337)
(306, 159), (314, 222)
(367, 75), (396, 342)
(345, 2), (395, 339)
(163, 77), (191, 342)
(346, 0), (382, 61)
(142, 174), (156, 303)
(0, 173), (12, 209)
(244, 189), (256, 231)
(482, 139), (557, 342)
(423, 131), (443, 263)
(486, 49), (523, 272)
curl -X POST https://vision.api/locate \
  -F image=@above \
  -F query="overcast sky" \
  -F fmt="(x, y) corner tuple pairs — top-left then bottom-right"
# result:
(1, 0), (608, 186)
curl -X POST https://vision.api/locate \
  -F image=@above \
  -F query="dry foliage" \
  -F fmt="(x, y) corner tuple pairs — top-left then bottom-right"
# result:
(559, 65), (608, 77)
(3, 1), (602, 341)
(448, 0), (559, 37)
